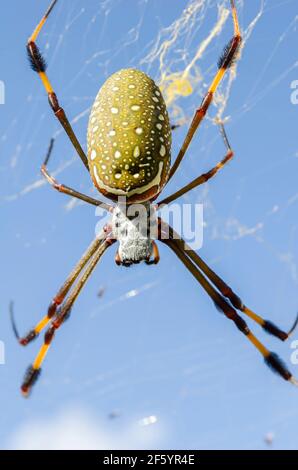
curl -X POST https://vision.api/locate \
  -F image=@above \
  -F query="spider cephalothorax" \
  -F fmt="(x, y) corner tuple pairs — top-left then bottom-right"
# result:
(15, 0), (298, 397)
(111, 202), (159, 266)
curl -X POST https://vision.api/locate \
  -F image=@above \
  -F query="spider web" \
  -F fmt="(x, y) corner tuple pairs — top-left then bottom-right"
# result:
(1, 0), (298, 450)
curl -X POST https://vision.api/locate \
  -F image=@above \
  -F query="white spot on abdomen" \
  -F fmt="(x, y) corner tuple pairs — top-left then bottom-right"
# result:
(159, 145), (166, 157)
(90, 150), (97, 160)
(133, 146), (140, 158)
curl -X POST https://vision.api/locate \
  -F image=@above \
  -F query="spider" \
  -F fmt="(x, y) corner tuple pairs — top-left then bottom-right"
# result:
(13, 0), (298, 397)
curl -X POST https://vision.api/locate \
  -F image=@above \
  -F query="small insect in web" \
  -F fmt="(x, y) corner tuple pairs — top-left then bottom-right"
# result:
(12, 0), (298, 396)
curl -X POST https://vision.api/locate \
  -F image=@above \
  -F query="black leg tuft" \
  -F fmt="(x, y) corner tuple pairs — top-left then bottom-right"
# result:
(265, 352), (292, 381)
(218, 37), (241, 69)
(27, 43), (47, 73)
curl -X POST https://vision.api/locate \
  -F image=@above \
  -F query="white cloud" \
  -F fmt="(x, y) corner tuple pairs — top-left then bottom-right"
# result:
(7, 407), (165, 450)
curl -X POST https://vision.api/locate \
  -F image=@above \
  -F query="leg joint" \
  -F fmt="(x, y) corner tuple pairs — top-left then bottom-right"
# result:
(47, 301), (58, 319)
(48, 92), (60, 112)
(199, 92), (213, 115)
(44, 326), (55, 345)
(233, 314), (250, 335)
(20, 330), (37, 346)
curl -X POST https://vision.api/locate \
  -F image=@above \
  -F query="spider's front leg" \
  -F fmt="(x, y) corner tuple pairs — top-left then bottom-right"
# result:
(27, 0), (89, 170)
(20, 236), (116, 397)
(168, 0), (241, 182)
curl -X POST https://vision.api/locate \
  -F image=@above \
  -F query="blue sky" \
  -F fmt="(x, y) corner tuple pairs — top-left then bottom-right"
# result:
(0, 0), (298, 450)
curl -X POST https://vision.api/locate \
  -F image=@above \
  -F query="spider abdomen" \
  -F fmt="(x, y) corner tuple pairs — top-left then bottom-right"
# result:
(87, 68), (171, 203)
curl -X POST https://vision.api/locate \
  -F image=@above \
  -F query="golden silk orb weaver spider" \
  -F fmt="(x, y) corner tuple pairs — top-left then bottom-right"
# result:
(13, 0), (298, 397)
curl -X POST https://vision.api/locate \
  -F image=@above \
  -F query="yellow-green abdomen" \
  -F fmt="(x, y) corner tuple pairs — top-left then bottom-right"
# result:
(87, 68), (171, 203)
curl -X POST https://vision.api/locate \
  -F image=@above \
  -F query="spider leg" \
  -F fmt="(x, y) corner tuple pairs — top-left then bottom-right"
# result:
(158, 123), (233, 206)
(145, 241), (160, 265)
(21, 237), (116, 397)
(11, 231), (108, 347)
(160, 227), (298, 386)
(163, 222), (298, 341)
(41, 139), (112, 211)
(27, 0), (89, 171)
(168, 0), (241, 181)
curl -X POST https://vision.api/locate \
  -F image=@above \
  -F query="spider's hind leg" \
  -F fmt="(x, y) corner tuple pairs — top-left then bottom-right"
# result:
(162, 221), (298, 342)
(11, 235), (106, 348)
(161, 227), (298, 386)
(21, 237), (115, 397)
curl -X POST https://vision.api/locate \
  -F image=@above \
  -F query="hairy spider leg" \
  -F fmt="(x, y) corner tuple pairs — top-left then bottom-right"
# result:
(168, 0), (241, 181)
(160, 228), (298, 386)
(21, 237), (115, 397)
(11, 232), (108, 347)
(27, 0), (89, 171)
(162, 221), (298, 341)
